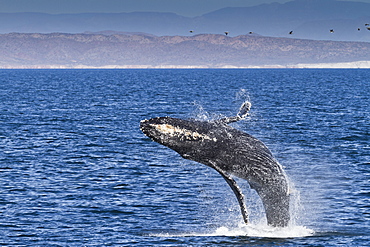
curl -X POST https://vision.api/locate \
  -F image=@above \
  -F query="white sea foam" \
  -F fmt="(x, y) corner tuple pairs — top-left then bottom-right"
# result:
(211, 223), (314, 238)
(152, 223), (314, 239)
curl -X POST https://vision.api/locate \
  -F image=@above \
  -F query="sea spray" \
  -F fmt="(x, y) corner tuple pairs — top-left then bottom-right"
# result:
(151, 224), (314, 238)
(212, 224), (314, 238)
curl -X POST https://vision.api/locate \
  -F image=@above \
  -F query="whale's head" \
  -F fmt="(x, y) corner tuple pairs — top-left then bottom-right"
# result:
(140, 117), (223, 160)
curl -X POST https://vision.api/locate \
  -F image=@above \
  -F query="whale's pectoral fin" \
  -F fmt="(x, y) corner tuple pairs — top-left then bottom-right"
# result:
(218, 101), (251, 124)
(210, 163), (249, 224)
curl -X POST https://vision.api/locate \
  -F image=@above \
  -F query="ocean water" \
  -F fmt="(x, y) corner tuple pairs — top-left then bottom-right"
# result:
(0, 69), (369, 246)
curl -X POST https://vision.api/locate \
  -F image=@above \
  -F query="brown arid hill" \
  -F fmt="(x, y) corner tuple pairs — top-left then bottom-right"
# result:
(1, 32), (370, 68)
(1, 1), (370, 42)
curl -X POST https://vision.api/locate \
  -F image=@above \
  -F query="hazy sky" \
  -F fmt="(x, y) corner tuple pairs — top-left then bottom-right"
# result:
(1, 0), (370, 16)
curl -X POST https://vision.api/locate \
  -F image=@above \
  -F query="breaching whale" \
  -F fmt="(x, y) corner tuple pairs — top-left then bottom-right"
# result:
(140, 102), (290, 227)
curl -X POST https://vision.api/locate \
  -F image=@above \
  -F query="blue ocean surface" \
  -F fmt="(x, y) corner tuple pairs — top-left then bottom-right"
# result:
(0, 69), (369, 246)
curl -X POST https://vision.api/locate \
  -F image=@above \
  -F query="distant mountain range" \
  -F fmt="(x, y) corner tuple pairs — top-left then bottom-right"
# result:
(1, 32), (370, 68)
(0, 0), (370, 42)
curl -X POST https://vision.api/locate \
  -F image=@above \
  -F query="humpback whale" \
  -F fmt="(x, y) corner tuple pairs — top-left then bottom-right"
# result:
(140, 102), (290, 227)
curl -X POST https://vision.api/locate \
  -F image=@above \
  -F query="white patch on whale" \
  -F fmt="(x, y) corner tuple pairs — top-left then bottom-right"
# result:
(153, 123), (217, 142)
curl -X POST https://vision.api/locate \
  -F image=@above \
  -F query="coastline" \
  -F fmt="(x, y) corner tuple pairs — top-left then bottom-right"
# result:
(1, 61), (370, 69)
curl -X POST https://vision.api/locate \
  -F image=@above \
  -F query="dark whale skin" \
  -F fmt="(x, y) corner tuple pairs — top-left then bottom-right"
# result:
(140, 116), (290, 227)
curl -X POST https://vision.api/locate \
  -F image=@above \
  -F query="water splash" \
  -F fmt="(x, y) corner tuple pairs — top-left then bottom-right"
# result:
(203, 184), (314, 239)
(235, 88), (250, 102)
(151, 223), (314, 238)
(192, 101), (223, 121)
(192, 101), (212, 121)
(212, 223), (314, 238)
